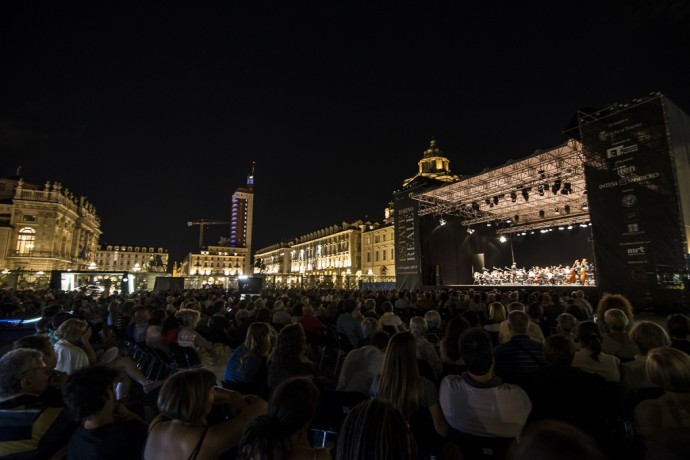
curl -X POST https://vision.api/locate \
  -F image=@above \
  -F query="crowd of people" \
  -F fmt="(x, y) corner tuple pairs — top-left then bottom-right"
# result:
(0, 286), (689, 459)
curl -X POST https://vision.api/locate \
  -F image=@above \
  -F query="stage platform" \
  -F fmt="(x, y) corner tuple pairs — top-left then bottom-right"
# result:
(426, 283), (601, 301)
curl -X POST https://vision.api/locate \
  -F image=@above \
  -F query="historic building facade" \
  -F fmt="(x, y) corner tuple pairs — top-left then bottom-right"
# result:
(0, 177), (101, 289)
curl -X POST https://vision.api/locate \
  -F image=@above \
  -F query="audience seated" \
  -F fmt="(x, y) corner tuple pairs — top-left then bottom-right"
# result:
(507, 420), (608, 460)
(336, 399), (417, 460)
(409, 316), (442, 381)
(61, 365), (148, 459)
(555, 312), (579, 349)
(223, 322), (272, 398)
(144, 368), (267, 460)
(423, 310), (443, 345)
(439, 328), (531, 440)
(0, 348), (75, 459)
(571, 320), (621, 382)
(595, 293), (635, 333)
(238, 377), (331, 460)
(621, 321), (672, 399)
(498, 302), (545, 344)
(494, 310), (546, 388)
(633, 347), (690, 459)
(337, 330), (389, 395)
(335, 299), (364, 349)
(439, 317), (470, 367)
(379, 301), (405, 333)
(666, 314), (690, 354)
(267, 323), (318, 391)
(524, 335), (617, 456)
(54, 318), (98, 374)
(601, 308), (639, 362)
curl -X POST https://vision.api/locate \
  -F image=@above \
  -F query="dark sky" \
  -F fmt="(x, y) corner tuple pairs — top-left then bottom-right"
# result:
(2, 1), (689, 264)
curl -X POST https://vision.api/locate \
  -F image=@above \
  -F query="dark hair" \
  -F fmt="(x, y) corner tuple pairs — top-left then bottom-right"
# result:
(441, 317), (470, 363)
(269, 323), (305, 369)
(336, 399), (416, 460)
(460, 328), (494, 375)
(62, 365), (120, 422)
(149, 308), (167, 327)
(238, 377), (320, 460)
(576, 321), (602, 362)
(667, 314), (690, 338)
(13, 334), (52, 355)
(508, 420), (607, 460)
(544, 334), (575, 366)
(343, 298), (358, 314)
(370, 330), (391, 350)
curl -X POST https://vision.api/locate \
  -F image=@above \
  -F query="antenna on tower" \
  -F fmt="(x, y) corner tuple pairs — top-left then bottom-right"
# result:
(247, 161), (255, 190)
(16, 166), (22, 176)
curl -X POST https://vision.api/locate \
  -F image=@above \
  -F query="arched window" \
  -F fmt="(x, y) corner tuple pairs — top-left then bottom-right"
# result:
(17, 227), (36, 255)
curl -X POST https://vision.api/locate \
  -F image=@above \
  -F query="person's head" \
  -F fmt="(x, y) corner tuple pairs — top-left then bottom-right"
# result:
(149, 308), (167, 327)
(596, 293), (634, 321)
(175, 308), (200, 328)
(270, 323), (306, 367)
(157, 368), (217, 424)
(603, 308), (629, 332)
(62, 365), (120, 423)
(629, 321), (671, 355)
(424, 310), (441, 329)
(343, 298), (358, 315)
(364, 298), (377, 312)
(460, 328), (494, 376)
(527, 303), (543, 321)
(508, 419), (607, 460)
(507, 310), (530, 335)
(245, 322), (273, 357)
(576, 321), (602, 360)
(361, 317), (382, 339)
(0, 348), (50, 397)
(556, 313), (578, 338)
(381, 301), (393, 313)
(13, 334), (58, 369)
(666, 314), (690, 339)
(51, 311), (74, 331)
(377, 331), (420, 419)
(488, 302), (506, 323)
(370, 330), (390, 351)
(336, 399), (417, 460)
(507, 301), (526, 313)
(238, 376), (321, 459)
(544, 334), (576, 366)
(55, 318), (89, 342)
(645, 347), (690, 393)
(408, 316), (427, 337)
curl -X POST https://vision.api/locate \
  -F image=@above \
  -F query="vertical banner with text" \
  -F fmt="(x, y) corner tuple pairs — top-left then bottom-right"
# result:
(394, 192), (422, 290)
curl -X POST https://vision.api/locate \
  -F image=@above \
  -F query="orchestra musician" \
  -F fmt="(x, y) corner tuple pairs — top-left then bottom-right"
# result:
(566, 260), (579, 284)
(580, 258), (589, 285)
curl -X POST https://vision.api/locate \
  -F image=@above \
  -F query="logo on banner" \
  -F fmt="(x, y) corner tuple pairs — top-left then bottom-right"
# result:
(606, 144), (638, 159)
(621, 194), (637, 207)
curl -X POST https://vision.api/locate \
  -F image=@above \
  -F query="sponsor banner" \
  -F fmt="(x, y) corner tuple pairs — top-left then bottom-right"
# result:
(394, 193), (422, 289)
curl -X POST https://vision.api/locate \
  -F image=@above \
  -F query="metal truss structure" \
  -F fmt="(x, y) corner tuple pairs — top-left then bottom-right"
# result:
(413, 139), (591, 234)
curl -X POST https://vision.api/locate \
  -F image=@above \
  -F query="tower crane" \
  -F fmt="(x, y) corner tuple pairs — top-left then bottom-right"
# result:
(187, 219), (231, 249)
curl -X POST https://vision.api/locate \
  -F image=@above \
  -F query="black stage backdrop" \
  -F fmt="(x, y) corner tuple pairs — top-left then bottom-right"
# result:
(419, 214), (594, 286)
(573, 95), (690, 311)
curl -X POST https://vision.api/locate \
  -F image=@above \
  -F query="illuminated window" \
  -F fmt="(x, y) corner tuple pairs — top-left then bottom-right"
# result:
(22, 215), (37, 222)
(17, 227), (36, 254)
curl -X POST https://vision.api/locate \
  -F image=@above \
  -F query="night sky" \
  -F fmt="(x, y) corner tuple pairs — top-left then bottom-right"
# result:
(2, 2), (689, 265)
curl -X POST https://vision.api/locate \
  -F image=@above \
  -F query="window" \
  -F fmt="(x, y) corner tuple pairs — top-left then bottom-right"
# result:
(366, 252), (371, 262)
(17, 227), (36, 254)
(382, 250), (387, 261)
(22, 215), (37, 222)
(375, 251), (379, 262)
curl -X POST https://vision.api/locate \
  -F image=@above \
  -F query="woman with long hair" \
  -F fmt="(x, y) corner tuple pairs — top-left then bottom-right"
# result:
(237, 377), (331, 460)
(144, 368), (267, 460)
(571, 320), (621, 382)
(595, 293), (635, 333)
(371, 331), (448, 458)
(267, 323), (316, 391)
(224, 322), (273, 397)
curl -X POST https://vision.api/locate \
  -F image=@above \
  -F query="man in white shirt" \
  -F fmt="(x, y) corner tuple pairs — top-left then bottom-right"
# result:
(439, 328), (531, 438)
(336, 331), (389, 395)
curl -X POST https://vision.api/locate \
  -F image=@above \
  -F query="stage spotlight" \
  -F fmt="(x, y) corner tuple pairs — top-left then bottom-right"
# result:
(567, 225), (573, 229)
(582, 202), (589, 211)
(467, 227), (475, 234)
(551, 179), (561, 194)
(493, 196), (499, 205)
(486, 222), (492, 227)
(537, 185), (544, 196)
(522, 188), (530, 201)
(539, 210), (545, 218)
(499, 235), (507, 243)
(564, 205), (571, 214)
(439, 218), (447, 226)
(510, 191), (517, 202)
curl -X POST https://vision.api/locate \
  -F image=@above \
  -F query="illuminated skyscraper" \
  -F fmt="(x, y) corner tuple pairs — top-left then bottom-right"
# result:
(230, 162), (255, 273)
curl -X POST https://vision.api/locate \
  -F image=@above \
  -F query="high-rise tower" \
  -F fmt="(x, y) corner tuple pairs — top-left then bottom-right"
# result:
(230, 162), (255, 273)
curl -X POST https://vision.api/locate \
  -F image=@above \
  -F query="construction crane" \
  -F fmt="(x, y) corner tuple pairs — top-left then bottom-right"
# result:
(187, 219), (231, 249)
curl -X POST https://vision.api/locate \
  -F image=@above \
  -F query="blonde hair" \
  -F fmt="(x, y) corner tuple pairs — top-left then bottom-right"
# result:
(175, 308), (200, 328)
(629, 321), (671, 355)
(156, 368), (216, 424)
(603, 309), (628, 332)
(55, 318), (89, 342)
(645, 347), (690, 392)
(489, 302), (507, 323)
(424, 310), (442, 329)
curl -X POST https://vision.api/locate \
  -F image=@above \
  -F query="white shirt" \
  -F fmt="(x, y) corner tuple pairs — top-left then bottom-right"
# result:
(54, 340), (89, 374)
(439, 374), (532, 438)
(336, 345), (385, 395)
(572, 348), (621, 382)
